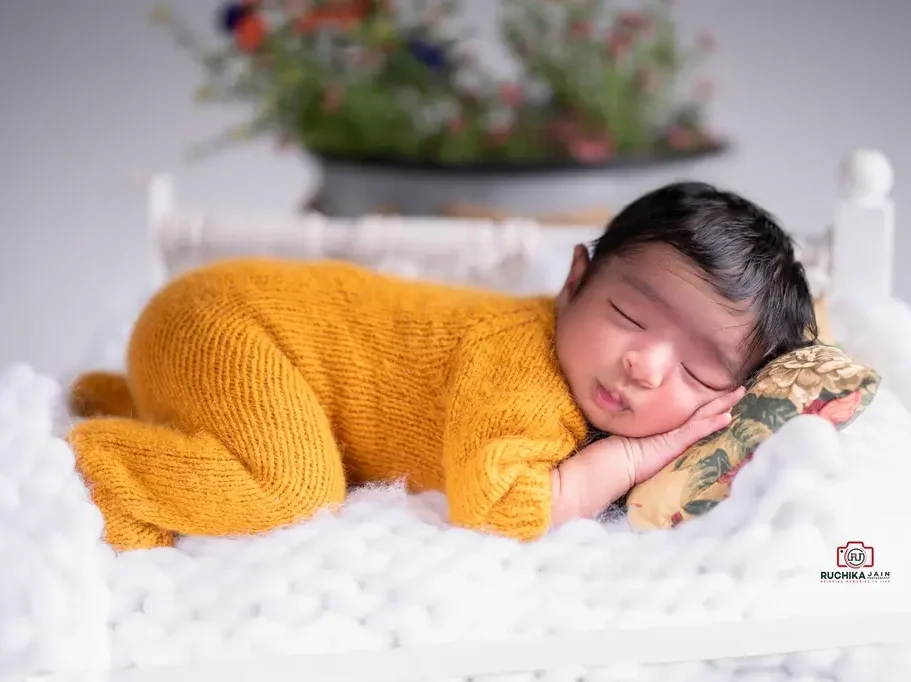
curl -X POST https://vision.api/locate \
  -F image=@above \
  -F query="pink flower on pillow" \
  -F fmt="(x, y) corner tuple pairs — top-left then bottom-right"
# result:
(802, 391), (862, 426)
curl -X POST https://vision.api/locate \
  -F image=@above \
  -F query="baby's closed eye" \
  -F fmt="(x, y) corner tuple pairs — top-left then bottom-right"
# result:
(681, 363), (727, 392)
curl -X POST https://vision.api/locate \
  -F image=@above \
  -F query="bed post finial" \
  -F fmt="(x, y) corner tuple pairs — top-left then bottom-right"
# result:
(831, 149), (895, 299)
(839, 149), (894, 206)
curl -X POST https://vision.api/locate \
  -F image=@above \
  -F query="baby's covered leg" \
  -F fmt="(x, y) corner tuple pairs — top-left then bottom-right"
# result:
(69, 411), (345, 550)
(67, 309), (347, 551)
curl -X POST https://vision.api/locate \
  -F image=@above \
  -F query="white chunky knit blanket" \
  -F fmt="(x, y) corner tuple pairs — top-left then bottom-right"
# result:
(2, 295), (911, 682)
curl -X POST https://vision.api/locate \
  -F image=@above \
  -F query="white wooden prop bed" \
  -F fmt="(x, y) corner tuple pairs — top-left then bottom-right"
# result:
(2, 149), (910, 682)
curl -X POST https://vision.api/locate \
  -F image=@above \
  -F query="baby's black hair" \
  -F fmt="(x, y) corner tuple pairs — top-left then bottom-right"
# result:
(586, 181), (818, 370)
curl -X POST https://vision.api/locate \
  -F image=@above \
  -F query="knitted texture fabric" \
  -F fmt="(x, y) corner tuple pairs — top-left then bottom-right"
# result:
(67, 259), (589, 551)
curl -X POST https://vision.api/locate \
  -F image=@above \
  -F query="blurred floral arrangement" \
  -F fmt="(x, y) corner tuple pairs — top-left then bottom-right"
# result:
(153, 0), (720, 167)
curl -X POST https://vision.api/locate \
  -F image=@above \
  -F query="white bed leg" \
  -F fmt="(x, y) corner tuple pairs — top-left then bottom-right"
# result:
(831, 149), (895, 299)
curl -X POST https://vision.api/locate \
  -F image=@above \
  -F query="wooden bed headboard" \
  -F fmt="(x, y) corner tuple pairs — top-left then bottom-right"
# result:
(146, 148), (896, 305)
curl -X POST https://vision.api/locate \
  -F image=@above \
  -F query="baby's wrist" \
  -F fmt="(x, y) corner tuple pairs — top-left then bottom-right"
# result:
(550, 437), (633, 525)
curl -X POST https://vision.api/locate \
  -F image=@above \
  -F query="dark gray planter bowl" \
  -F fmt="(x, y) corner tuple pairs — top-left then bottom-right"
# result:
(309, 142), (729, 220)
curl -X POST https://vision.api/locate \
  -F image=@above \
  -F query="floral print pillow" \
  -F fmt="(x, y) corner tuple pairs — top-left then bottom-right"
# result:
(624, 344), (881, 531)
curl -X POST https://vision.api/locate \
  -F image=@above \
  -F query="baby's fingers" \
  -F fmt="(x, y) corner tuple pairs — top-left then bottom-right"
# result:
(691, 410), (734, 442)
(633, 410), (733, 483)
(671, 410), (733, 453)
(692, 386), (746, 420)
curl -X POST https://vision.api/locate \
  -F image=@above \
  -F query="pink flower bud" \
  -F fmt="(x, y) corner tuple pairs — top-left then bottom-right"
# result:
(568, 134), (612, 163)
(617, 10), (649, 31)
(499, 83), (523, 107)
(569, 20), (591, 41)
(606, 32), (630, 59)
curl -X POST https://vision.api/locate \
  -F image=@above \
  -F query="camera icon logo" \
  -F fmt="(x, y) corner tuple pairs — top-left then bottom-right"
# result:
(837, 541), (874, 569)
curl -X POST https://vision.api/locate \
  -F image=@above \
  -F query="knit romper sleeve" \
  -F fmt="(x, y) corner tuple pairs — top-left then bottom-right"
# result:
(440, 305), (590, 541)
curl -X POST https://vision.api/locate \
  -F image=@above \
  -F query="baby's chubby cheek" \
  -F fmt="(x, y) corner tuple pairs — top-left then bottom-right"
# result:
(622, 394), (700, 438)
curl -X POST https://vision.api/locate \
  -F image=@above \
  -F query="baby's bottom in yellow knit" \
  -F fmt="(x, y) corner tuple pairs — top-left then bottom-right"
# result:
(67, 328), (348, 552)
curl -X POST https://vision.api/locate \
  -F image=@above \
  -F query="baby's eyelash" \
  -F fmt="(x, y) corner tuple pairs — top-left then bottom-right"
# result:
(610, 301), (643, 329)
(683, 365), (721, 391)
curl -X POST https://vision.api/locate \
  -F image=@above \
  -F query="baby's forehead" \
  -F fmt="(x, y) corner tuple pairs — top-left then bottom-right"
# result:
(610, 246), (747, 307)
(605, 247), (759, 370)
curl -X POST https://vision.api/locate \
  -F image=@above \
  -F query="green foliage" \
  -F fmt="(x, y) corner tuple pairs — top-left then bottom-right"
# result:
(682, 498), (720, 516)
(734, 394), (799, 431)
(690, 448), (731, 493)
(153, 0), (720, 167)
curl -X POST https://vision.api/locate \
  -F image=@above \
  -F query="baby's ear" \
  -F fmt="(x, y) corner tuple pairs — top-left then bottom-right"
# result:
(556, 245), (591, 310)
(562, 245), (591, 297)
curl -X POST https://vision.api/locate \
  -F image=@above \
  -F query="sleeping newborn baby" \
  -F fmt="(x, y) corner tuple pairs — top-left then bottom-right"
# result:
(67, 182), (818, 551)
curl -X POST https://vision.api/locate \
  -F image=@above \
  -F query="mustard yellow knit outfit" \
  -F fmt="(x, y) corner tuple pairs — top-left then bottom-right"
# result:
(67, 258), (589, 551)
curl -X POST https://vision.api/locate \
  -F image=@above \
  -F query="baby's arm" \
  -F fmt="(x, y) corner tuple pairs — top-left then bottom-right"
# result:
(440, 315), (589, 541)
(442, 390), (583, 540)
(443, 385), (738, 538)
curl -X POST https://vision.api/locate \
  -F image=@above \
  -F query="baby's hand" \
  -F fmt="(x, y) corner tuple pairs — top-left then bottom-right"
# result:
(615, 386), (746, 488)
(550, 386), (745, 525)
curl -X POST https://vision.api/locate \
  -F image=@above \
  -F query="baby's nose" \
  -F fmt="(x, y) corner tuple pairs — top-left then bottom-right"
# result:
(626, 345), (673, 387)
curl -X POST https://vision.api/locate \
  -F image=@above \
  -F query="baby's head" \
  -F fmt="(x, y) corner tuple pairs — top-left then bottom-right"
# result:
(555, 181), (817, 438)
